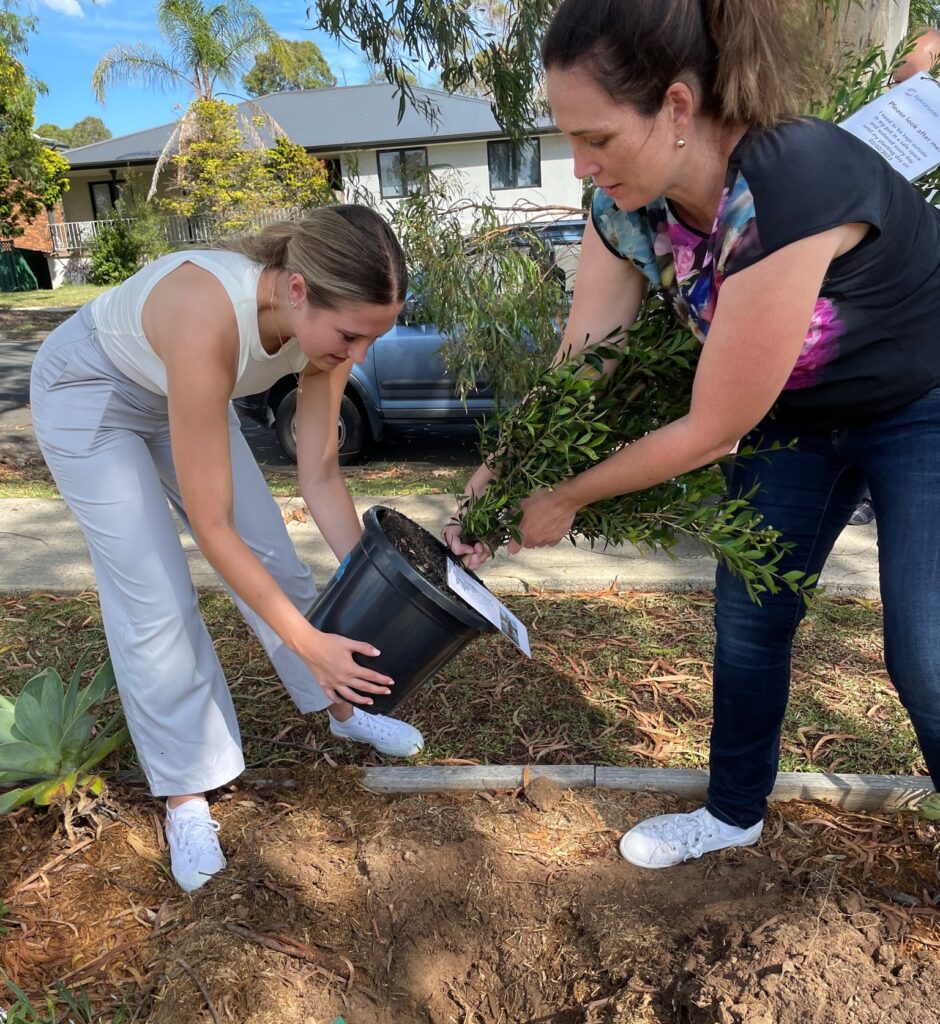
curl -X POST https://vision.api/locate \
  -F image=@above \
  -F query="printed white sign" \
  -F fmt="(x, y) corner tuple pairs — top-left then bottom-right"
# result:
(839, 74), (940, 181)
(446, 560), (531, 657)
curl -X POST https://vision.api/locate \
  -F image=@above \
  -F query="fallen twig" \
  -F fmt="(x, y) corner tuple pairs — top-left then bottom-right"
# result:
(13, 837), (96, 893)
(224, 922), (353, 982)
(177, 957), (221, 1024)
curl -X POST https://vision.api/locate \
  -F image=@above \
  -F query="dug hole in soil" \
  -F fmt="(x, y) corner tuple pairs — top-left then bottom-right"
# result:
(3, 769), (940, 1023)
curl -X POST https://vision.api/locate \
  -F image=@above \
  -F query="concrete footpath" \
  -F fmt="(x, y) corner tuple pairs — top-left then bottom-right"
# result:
(0, 494), (881, 597)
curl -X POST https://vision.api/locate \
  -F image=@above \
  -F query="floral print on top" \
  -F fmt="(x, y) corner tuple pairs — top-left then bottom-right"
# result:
(591, 116), (940, 425)
(593, 176), (842, 391)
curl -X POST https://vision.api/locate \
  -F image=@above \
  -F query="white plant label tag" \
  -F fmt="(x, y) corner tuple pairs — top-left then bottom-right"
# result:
(840, 73), (940, 181)
(446, 560), (531, 657)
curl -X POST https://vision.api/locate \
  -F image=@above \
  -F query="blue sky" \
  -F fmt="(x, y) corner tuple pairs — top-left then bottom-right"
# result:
(26, 0), (376, 139)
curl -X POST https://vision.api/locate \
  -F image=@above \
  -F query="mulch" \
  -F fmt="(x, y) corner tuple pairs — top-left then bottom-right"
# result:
(0, 309), (74, 335)
(1, 770), (938, 1023)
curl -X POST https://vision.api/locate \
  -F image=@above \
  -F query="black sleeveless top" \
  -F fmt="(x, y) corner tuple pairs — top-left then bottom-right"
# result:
(592, 116), (940, 425)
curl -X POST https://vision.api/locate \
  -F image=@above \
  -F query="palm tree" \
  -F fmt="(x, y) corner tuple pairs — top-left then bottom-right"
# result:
(92, 0), (284, 197)
(93, 0), (279, 103)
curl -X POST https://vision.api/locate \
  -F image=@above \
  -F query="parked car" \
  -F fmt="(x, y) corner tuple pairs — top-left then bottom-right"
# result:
(235, 218), (586, 464)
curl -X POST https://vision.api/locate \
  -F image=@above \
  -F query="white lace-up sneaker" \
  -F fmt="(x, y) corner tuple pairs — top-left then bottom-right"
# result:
(329, 708), (425, 757)
(164, 798), (227, 892)
(618, 806), (763, 869)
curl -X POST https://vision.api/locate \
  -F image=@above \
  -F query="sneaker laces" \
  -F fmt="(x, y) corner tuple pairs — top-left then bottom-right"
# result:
(352, 712), (402, 741)
(645, 808), (717, 860)
(172, 814), (221, 860)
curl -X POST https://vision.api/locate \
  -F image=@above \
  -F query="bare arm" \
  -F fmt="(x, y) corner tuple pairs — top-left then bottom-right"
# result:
(145, 265), (392, 704)
(551, 215), (648, 365)
(510, 222), (869, 551)
(295, 361), (363, 561)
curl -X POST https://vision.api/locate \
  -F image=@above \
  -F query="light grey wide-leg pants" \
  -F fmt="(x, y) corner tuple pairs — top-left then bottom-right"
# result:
(30, 306), (331, 796)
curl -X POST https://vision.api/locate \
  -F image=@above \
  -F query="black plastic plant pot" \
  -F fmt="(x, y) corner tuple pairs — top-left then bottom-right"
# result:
(308, 506), (496, 715)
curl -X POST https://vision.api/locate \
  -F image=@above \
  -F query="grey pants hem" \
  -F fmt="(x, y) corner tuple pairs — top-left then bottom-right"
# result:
(296, 696), (333, 715)
(146, 755), (246, 799)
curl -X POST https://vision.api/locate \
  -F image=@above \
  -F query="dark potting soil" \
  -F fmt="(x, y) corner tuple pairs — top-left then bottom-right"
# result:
(377, 506), (478, 606)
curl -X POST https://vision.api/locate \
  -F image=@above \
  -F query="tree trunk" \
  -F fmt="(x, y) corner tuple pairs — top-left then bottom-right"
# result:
(821, 0), (911, 59)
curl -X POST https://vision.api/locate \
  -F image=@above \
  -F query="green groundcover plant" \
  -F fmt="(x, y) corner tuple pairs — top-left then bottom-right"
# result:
(458, 298), (818, 604)
(0, 968), (111, 1024)
(0, 652), (128, 814)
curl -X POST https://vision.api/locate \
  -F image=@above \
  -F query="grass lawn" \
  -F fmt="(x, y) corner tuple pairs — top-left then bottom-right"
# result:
(0, 589), (917, 780)
(0, 454), (470, 499)
(0, 283), (108, 309)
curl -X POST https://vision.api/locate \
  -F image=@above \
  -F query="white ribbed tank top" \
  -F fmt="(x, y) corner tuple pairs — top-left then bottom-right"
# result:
(89, 249), (306, 398)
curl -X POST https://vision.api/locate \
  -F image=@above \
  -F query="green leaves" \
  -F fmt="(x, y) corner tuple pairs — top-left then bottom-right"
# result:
(94, 0), (279, 103)
(460, 298), (814, 604)
(384, 171), (569, 410)
(916, 792), (940, 821)
(0, 8), (68, 237)
(0, 654), (128, 814)
(316, 0), (558, 139)
(9, 669), (65, 756)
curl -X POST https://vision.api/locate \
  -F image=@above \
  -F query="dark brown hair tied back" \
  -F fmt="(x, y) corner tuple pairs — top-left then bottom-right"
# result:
(542, 0), (812, 129)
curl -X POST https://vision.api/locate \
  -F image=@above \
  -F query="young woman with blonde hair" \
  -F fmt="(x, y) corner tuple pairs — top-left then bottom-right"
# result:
(31, 205), (424, 891)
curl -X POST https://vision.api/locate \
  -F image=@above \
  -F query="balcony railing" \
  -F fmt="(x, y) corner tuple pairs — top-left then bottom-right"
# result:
(49, 208), (303, 254)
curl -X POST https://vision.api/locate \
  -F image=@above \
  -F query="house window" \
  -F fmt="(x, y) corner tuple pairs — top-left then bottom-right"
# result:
(89, 180), (126, 219)
(376, 147), (428, 199)
(321, 157), (343, 192)
(488, 138), (541, 190)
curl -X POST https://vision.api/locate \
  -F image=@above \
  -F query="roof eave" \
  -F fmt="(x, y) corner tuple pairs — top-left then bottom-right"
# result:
(65, 126), (561, 172)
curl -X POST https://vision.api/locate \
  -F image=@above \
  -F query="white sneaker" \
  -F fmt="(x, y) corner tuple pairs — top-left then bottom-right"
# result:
(329, 708), (425, 757)
(164, 798), (227, 892)
(619, 806), (763, 869)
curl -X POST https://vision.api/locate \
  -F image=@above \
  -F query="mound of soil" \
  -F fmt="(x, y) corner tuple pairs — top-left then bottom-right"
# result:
(2, 774), (939, 1023)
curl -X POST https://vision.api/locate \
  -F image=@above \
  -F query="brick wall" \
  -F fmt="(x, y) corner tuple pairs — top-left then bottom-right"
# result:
(10, 203), (62, 253)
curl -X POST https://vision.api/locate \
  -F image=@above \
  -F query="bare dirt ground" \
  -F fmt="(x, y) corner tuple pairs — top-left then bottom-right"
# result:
(2, 769), (939, 1023)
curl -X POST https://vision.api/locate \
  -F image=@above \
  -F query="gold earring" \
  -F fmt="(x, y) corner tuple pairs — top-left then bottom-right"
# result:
(676, 138), (687, 148)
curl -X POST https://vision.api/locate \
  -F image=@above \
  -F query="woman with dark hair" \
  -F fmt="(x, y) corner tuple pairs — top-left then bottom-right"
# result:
(447, 0), (940, 868)
(31, 205), (425, 891)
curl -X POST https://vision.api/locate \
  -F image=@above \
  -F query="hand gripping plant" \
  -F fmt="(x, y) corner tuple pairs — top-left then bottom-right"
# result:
(457, 298), (816, 603)
(0, 652), (129, 814)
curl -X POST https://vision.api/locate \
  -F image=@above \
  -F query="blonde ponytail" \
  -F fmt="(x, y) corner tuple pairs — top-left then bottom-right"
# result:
(217, 205), (407, 309)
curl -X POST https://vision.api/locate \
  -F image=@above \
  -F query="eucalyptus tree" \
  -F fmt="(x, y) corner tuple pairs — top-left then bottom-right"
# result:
(316, 0), (556, 134)
(314, 1), (911, 135)
(242, 37), (336, 96)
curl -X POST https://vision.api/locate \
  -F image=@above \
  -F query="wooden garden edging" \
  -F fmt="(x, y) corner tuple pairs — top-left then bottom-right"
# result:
(360, 766), (934, 813)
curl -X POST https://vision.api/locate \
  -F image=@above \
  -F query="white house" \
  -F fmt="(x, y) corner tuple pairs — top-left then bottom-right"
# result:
(51, 84), (584, 285)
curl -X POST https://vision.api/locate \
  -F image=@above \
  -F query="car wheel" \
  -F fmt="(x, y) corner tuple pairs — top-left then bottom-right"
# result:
(338, 393), (367, 466)
(274, 388), (298, 462)
(273, 388), (367, 466)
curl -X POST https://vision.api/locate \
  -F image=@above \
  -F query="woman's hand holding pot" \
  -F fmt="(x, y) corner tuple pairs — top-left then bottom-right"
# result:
(300, 628), (394, 705)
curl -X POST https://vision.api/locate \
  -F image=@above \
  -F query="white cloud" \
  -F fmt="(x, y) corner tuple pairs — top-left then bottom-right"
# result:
(39, 0), (85, 16)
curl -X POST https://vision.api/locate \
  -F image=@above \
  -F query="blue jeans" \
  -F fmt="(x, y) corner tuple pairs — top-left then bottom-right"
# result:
(707, 387), (940, 828)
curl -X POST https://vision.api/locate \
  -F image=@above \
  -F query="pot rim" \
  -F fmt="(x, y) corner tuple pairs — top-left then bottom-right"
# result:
(362, 506), (496, 633)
